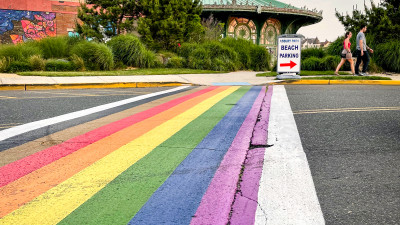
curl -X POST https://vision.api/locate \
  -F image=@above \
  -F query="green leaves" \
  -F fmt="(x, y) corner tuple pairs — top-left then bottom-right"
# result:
(138, 0), (204, 50)
(76, 0), (141, 42)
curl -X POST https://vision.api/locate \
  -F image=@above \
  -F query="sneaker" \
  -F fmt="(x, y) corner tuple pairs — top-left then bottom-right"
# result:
(359, 72), (367, 76)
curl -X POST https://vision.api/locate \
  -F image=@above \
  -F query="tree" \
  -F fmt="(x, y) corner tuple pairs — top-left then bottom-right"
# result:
(138, 0), (204, 50)
(76, 0), (142, 42)
(335, 0), (400, 44)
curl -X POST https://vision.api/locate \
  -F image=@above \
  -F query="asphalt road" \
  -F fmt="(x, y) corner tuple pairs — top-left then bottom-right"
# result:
(286, 85), (400, 225)
(0, 85), (399, 224)
(0, 87), (188, 151)
(0, 87), (180, 131)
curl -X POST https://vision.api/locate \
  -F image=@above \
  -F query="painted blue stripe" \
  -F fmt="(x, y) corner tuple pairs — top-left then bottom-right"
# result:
(128, 86), (262, 225)
(212, 82), (251, 86)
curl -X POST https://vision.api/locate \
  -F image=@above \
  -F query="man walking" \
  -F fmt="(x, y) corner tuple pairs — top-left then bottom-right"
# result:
(355, 24), (374, 76)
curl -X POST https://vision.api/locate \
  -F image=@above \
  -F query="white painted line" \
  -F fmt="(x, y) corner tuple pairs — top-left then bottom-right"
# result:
(255, 85), (325, 225)
(0, 86), (189, 142)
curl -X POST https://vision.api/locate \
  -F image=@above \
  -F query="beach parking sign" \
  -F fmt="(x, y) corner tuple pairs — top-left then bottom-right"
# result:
(277, 35), (301, 74)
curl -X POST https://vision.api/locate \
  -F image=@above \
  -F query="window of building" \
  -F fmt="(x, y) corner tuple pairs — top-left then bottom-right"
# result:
(260, 18), (281, 46)
(227, 17), (257, 44)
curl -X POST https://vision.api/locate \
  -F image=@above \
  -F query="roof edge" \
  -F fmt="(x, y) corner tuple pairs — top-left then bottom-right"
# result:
(202, 5), (323, 20)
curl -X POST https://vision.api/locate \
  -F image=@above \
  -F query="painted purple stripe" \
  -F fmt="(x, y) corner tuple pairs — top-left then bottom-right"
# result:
(230, 147), (266, 225)
(251, 85), (273, 146)
(190, 86), (266, 225)
(230, 86), (274, 225)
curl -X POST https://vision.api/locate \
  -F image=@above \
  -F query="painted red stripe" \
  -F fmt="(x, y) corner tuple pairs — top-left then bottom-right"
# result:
(0, 87), (218, 187)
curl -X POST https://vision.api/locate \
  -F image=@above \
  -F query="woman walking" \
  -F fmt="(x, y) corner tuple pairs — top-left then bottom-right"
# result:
(335, 31), (355, 75)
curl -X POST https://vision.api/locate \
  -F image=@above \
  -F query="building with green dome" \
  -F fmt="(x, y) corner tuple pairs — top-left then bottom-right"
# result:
(201, 0), (322, 55)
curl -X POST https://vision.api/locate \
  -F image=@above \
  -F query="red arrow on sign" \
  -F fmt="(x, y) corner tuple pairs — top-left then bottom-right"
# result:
(280, 61), (297, 69)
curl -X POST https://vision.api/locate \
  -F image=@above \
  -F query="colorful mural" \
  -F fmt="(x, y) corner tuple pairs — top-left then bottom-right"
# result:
(0, 10), (56, 44)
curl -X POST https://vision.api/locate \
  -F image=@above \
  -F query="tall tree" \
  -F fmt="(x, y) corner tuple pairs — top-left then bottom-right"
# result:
(76, 0), (142, 42)
(335, 0), (400, 43)
(138, 0), (204, 50)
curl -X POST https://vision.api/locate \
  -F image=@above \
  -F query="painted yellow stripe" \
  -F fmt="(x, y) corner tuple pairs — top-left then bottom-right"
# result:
(0, 86), (239, 225)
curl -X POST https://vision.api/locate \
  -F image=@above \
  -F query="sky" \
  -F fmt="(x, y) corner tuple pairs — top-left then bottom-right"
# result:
(282, 0), (378, 41)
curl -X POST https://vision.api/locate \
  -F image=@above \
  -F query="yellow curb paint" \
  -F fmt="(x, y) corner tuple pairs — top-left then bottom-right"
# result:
(136, 82), (190, 88)
(330, 80), (400, 85)
(272, 80), (330, 85)
(0, 82), (188, 91)
(0, 85), (25, 91)
(0, 86), (239, 225)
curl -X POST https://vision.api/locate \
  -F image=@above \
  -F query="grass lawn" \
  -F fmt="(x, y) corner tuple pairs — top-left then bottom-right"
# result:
(17, 68), (225, 77)
(257, 71), (352, 77)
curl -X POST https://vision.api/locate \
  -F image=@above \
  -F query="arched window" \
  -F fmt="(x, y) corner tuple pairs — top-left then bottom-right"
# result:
(260, 18), (281, 46)
(227, 17), (257, 44)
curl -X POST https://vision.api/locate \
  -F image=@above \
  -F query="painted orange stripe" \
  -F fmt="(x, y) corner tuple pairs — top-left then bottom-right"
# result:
(0, 86), (229, 217)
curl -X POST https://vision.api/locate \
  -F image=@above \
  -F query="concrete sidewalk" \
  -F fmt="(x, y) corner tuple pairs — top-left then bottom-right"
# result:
(0, 71), (275, 84)
(0, 71), (399, 90)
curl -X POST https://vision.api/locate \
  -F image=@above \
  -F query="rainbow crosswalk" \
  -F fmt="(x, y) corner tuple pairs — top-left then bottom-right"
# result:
(0, 86), (273, 225)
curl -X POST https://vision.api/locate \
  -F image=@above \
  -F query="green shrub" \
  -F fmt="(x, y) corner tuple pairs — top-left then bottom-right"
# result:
(368, 60), (384, 73)
(178, 38), (270, 71)
(202, 41), (238, 62)
(70, 41), (114, 70)
(221, 37), (252, 69)
(107, 35), (148, 68)
(28, 55), (46, 71)
(140, 49), (157, 68)
(322, 55), (340, 70)
(70, 54), (86, 71)
(178, 43), (199, 59)
(93, 43), (114, 70)
(0, 44), (41, 62)
(7, 61), (32, 72)
(250, 45), (270, 71)
(167, 56), (186, 68)
(0, 57), (11, 72)
(157, 51), (178, 65)
(37, 37), (69, 59)
(301, 48), (326, 60)
(374, 40), (400, 72)
(187, 47), (211, 70)
(65, 36), (82, 49)
(302, 57), (322, 71)
(203, 41), (239, 71)
(45, 59), (74, 71)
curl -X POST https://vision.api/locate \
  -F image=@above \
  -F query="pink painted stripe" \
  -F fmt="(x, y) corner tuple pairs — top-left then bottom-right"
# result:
(251, 85), (273, 146)
(0, 86), (218, 187)
(230, 86), (273, 225)
(191, 86), (266, 225)
(229, 148), (266, 225)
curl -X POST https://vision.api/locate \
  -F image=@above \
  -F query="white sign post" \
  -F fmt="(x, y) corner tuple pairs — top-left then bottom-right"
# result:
(277, 34), (302, 79)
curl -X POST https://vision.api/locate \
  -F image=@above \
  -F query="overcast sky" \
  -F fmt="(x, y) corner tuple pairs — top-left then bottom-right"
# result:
(282, 0), (377, 41)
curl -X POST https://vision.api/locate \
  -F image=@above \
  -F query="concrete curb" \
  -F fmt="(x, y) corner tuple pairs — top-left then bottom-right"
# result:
(0, 82), (191, 91)
(270, 80), (400, 85)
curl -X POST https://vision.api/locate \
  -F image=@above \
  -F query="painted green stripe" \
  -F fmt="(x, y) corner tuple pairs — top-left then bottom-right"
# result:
(58, 86), (250, 225)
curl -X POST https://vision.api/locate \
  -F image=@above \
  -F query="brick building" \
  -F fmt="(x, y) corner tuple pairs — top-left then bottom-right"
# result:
(0, 0), (81, 44)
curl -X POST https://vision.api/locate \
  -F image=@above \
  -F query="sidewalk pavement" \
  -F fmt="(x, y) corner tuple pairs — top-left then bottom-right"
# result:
(0, 71), (399, 90)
